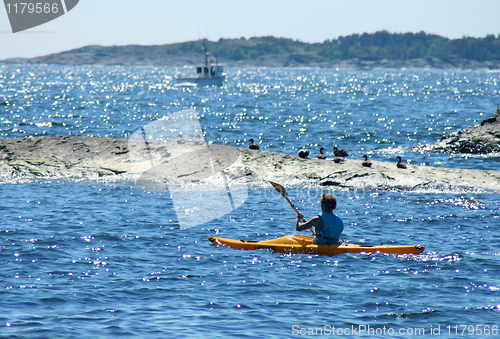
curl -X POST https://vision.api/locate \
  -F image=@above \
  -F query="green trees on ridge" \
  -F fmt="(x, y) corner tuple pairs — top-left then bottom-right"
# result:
(171, 31), (500, 63)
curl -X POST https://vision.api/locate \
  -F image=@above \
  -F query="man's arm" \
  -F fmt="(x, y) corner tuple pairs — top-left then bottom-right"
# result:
(296, 215), (323, 232)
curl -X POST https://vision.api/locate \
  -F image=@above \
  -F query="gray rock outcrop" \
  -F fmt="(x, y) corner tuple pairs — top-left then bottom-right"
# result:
(1, 136), (499, 192)
(417, 108), (500, 154)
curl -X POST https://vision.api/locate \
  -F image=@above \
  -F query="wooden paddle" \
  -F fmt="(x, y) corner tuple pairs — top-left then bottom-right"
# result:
(269, 181), (314, 236)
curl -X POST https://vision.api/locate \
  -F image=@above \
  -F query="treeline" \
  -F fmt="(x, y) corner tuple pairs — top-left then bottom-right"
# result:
(17, 31), (500, 68)
(165, 31), (500, 62)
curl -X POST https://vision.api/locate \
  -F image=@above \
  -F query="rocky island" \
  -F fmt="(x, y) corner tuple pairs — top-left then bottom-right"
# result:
(416, 108), (500, 154)
(1, 136), (499, 192)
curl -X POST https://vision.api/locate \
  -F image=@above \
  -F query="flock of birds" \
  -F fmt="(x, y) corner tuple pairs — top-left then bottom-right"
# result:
(176, 133), (204, 145)
(247, 139), (409, 169)
(174, 133), (408, 169)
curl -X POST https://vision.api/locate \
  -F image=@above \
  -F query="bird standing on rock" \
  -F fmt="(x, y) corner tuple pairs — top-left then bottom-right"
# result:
(333, 146), (349, 157)
(362, 154), (372, 167)
(248, 138), (260, 150)
(298, 150), (310, 158)
(396, 156), (407, 169)
(317, 147), (327, 160)
(176, 133), (186, 144)
(333, 156), (344, 164)
(194, 135), (204, 145)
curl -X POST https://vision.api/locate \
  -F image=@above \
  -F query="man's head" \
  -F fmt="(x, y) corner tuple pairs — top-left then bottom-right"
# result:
(321, 193), (337, 212)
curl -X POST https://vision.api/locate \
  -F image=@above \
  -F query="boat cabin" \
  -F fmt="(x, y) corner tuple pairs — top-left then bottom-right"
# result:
(196, 54), (224, 78)
(196, 64), (224, 78)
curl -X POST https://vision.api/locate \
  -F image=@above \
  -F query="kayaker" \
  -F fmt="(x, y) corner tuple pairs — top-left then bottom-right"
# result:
(296, 193), (344, 244)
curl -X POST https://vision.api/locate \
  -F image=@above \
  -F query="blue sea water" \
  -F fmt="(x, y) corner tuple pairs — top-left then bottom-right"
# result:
(1, 65), (500, 338)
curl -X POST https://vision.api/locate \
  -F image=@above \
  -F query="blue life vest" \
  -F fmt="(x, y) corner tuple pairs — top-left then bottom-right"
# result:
(314, 212), (344, 244)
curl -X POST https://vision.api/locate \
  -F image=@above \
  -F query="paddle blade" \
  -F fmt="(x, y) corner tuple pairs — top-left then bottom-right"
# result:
(269, 181), (288, 199)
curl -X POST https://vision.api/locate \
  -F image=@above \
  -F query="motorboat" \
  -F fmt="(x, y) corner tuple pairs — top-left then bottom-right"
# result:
(175, 41), (226, 86)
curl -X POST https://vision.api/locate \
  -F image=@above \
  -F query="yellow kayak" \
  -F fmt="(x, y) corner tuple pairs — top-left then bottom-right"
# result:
(207, 235), (425, 255)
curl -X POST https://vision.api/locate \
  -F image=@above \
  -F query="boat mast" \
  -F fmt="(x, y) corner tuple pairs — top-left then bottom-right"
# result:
(203, 39), (208, 66)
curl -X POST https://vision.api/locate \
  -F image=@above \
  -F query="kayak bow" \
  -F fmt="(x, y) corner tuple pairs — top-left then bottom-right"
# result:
(207, 235), (425, 255)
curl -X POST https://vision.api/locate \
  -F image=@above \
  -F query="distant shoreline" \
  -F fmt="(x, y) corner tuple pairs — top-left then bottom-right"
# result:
(3, 58), (500, 70)
(3, 33), (500, 70)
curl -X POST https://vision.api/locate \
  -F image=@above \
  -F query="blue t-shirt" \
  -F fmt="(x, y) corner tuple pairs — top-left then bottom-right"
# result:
(315, 212), (344, 243)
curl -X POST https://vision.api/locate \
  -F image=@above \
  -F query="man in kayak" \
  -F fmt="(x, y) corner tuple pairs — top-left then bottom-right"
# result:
(296, 193), (344, 244)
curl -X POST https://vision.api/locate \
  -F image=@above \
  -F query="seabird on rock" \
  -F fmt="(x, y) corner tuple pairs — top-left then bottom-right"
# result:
(317, 147), (327, 160)
(176, 133), (186, 144)
(194, 135), (204, 145)
(362, 154), (372, 167)
(298, 150), (310, 158)
(333, 156), (344, 164)
(396, 156), (407, 169)
(248, 138), (260, 150)
(333, 146), (349, 157)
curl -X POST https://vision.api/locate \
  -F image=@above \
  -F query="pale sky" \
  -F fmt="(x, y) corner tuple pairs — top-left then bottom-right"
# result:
(1, 0), (499, 60)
